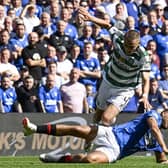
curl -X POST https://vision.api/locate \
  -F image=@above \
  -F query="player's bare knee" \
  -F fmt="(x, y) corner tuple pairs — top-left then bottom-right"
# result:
(101, 115), (113, 126)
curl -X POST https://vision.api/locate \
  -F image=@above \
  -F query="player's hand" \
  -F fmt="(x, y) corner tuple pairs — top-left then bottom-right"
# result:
(139, 96), (152, 111)
(78, 7), (91, 21)
(160, 160), (168, 164)
(163, 147), (168, 154)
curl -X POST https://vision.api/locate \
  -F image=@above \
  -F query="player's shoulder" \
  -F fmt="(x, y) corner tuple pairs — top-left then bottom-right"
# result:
(144, 110), (161, 121)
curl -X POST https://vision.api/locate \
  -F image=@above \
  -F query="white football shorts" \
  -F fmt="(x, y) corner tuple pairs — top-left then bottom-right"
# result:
(96, 79), (135, 111)
(91, 125), (120, 163)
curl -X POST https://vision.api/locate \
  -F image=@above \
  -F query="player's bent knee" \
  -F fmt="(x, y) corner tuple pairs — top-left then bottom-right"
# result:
(85, 153), (108, 163)
(101, 115), (114, 126)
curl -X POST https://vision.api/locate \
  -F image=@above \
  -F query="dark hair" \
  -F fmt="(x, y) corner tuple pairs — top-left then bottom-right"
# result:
(98, 47), (106, 52)
(150, 78), (158, 83)
(24, 75), (34, 82)
(47, 60), (57, 66)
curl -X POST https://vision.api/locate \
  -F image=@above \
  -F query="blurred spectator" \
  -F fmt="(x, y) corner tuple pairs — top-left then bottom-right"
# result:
(27, 0), (43, 18)
(91, 23), (102, 40)
(73, 0), (81, 11)
(124, 16), (136, 32)
(39, 74), (63, 113)
(72, 0), (81, 22)
(10, 22), (28, 70)
(60, 68), (88, 113)
(152, 0), (167, 8)
(11, 0), (23, 17)
(0, 0), (10, 15)
(147, 9), (161, 36)
(49, 1), (60, 25)
(75, 24), (95, 52)
(56, 45), (73, 83)
(3, 16), (13, 35)
(49, 20), (74, 51)
(69, 44), (81, 65)
(33, 12), (56, 39)
(79, 0), (90, 17)
(112, 2), (127, 31)
(0, 29), (15, 52)
(33, 24), (48, 58)
(139, 21), (153, 48)
(139, 0), (152, 16)
(153, 20), (168, 71)
(123, 0), (139, 28)
(14, 65), (29, 88)
(0, 76), (18, 113)
(100, 13), (112, 37)
(45, 45), (57, 65)
(97, 47), (109, 70)
(7, 8), (17, 20)
(158, 64), (168, 99)
(19, 3), (40, 34)
(91, 22), (110, 43)
(148, 78), (168, 110)
(22, 32), (46, 85)
(60, 7), (78, 40)
(85, 84), (96, 113)
(11, 18), (24, 37)
(0, 5), (6, 30)
(41, 61), (64, 88)
(105, 0), (128, 21)
(36, 0), (50, 11)
(0, 48), (20, 82)
(138, 13), (148, 24)
(153, 3), (165, 27)
(16, 75), (42, 112)
(94, 5), (106, 19)
(65, 1), (75, 24)
(93, 35), (112, 54)
(147, 50), (161, 80)
(88, 0), (103, 15)
(74, 42), (101, 92)
(146, 39), (160, 69)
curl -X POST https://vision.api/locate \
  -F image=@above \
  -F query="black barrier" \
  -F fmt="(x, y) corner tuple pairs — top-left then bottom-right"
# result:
(0, 113), (167, 156)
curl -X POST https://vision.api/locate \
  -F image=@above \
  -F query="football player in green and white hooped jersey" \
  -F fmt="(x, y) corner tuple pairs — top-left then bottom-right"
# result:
(78, 7), (152, 126)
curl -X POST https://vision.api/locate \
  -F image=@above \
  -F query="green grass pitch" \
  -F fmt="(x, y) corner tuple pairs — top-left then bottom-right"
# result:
(0, 156), (168, 168)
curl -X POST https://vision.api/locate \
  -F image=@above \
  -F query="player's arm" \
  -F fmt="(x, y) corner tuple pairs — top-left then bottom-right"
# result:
(140, 71), (152, 110)
(147, 117), (168, 153)
(78, 7), (112, 29)
(58, 101), (64, 114)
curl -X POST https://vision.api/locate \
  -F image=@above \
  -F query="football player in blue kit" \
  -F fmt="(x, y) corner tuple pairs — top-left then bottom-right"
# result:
(23, 109), (168, 164)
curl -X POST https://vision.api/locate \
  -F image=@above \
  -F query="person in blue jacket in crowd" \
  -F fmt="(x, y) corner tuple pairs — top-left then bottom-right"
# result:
(0, 76), (17, 113)
(38, 74), (63, 113)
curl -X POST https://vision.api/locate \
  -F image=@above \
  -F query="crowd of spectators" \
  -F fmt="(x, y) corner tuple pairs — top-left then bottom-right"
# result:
(0, 0), (168, 113)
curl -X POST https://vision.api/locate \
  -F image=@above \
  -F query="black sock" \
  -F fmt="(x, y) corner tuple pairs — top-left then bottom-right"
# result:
(36, 124), (56, 135)
(58, 155), (72, 163)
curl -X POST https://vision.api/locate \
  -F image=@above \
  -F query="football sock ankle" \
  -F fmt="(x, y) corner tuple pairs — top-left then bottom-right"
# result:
(36, 124), (56, 135)
(59, 155), (72, 163)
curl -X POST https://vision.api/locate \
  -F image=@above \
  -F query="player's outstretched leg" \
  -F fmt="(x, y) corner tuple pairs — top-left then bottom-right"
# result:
(22, 117), (98, 140)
